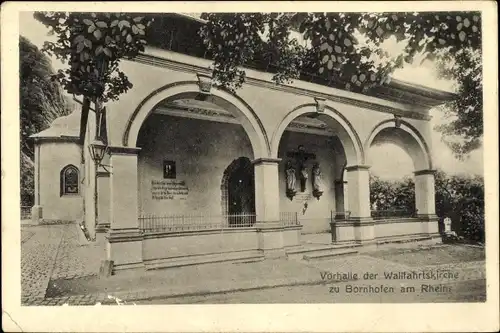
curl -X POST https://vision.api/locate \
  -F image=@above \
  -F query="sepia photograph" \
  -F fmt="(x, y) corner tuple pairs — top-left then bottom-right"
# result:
(2, 1), (498, 332)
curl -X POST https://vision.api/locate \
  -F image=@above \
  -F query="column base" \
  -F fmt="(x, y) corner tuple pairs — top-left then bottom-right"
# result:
(352, 217), (375, 244)
(31, 205), (43, 224)
(106, 228), (144, 275)
(256, 221), (286, 257)
(421, 218), (440, 237)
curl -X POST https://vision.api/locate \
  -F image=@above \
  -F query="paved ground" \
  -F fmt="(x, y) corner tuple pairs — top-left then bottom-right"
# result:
(21, 223), (104, 304)
(21, 224), (486, 306)
(21, 225), (66, 301)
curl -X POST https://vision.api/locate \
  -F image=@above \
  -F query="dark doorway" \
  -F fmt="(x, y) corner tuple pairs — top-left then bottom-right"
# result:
(224, 157), (255, 226)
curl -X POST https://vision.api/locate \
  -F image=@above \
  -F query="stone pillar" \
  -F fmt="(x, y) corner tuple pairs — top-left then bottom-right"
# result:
(343, 181), (349, 213)
(346, 165), (371, 219)
(414, 169), (440, 238)
(106, 146), (144, 273)
(414, 169), (437, 218)
(334, 180), (346, 218)
(345, 165), (374, 244)
(253, 158), (285, 256)
(253, 158), (281, 222)
(31, 143), (42, 224)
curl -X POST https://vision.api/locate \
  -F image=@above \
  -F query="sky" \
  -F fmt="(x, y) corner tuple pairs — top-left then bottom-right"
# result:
(19, 12), (483, 179)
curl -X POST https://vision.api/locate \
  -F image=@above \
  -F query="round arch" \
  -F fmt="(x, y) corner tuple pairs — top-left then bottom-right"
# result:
(365, 119), (433, 171)
(220, 157), (255, 217)
(270, 103), (365, 166)
(123, 81), (270, 159)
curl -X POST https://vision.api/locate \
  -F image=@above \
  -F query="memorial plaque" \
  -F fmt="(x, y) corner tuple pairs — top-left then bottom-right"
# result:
(151, 179), (188, 200)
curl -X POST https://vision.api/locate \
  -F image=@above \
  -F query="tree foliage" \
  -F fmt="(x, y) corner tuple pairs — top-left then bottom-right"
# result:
(369, 175), (415, 213)
(370, 171), (484, 243)
(34, 12), (153, 103)
(434, 170), (484, 242)
(32, 12), (482, 157)
(201, 12), (481, 92)
(435, 47), (482, 158)
(20, 36), (72, 205)
(200, 12), (482, 156)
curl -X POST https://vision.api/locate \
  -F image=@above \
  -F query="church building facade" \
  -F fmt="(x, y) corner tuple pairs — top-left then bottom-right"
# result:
(29, 14), (455, 273)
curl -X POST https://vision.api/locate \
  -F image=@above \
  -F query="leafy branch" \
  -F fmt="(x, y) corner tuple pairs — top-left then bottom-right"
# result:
(200, 12), (482, 156)
(34, 12), (153, 103)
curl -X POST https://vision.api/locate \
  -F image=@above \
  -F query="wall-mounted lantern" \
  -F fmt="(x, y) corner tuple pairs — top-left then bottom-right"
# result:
(88, 138), (107, 167)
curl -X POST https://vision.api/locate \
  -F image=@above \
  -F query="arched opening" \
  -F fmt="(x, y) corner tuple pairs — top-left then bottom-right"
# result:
(221, 157), (256, 226)
(136, 95), (256, 222)
(366, 121), (433, 219)
(60, 164), (80, 196)
(125, 82), (269, 158)
(274, 106), (363, 234)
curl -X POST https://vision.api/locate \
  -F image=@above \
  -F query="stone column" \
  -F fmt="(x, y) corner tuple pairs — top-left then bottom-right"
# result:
(253, 158), (281, 223)
(334, 180), (346, 218)
(252, 158), (285, 256)
(106, 146), (144, 273)
(31, 143), (42, 224)
(345, 165), (374, 244)
(414, 169), (440, 238)
(414, 169), (437, 218)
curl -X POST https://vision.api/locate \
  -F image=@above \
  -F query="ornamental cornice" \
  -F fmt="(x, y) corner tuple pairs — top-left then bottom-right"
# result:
(134, 52), (434, 121)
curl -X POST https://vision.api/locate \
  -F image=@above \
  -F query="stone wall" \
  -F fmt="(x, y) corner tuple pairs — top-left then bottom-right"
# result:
(38, 142), (83, 221)
(137, 114), (253, 216)
(278, 131), (340, 234)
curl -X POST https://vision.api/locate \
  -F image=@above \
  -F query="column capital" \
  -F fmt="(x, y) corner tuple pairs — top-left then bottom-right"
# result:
(345, 164), (371, 172)
(252, 157), (282, 165)
(414, 169), (437, 176)
(108, 146), (141, 155)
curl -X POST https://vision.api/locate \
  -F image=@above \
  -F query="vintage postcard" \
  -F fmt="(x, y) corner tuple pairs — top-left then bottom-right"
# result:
(2, 1), (498, 332)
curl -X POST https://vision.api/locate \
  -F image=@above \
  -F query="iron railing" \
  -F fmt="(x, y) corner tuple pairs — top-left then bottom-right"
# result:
(280, 211), (300, 227)
(371, 209), (417, 219)
(139, 211), (302, 233)
(21, 206), (31, 220)
(139, 213), (257, 233)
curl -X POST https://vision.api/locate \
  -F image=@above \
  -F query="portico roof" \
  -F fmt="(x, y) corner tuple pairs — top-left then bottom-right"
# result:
(30, 105), (81, 142)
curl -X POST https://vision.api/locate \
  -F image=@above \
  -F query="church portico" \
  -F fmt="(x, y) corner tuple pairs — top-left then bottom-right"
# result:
(30, 44), (454, 274)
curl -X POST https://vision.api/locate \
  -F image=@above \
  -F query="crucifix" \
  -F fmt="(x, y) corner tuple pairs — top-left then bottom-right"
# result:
(286, 145), (316, 192)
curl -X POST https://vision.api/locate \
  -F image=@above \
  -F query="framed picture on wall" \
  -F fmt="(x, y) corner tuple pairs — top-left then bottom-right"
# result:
(163, 160), (176, 179)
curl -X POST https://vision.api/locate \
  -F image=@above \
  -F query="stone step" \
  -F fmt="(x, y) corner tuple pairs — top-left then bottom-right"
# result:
(144, 251), (265, 270)
(286, 243), (359, 257)
(376, 235), (432, 245)
(303, 249), (358, 261)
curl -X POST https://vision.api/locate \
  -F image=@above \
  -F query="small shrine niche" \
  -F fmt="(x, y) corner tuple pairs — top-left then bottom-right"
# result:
(284, 145), (323, 201)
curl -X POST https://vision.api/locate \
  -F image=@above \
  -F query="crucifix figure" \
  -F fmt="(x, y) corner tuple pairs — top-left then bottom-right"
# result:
(286, 145), (316, 192)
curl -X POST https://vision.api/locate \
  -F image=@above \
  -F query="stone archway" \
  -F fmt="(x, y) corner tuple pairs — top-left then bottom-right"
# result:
(272, 103), (364, 232)
(271, 103), (365, 166)
(366, 119), (435, 218)
(365, 119), (433, 171)
(123, 81), (270, 159)
(221, 157), (255, 226)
